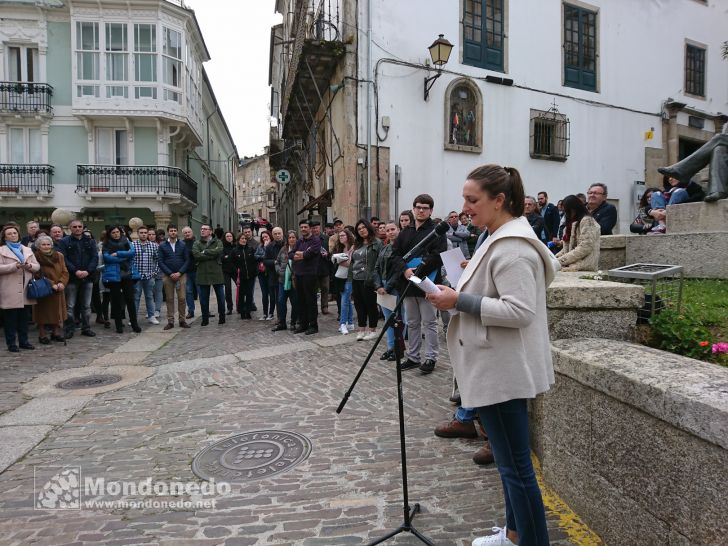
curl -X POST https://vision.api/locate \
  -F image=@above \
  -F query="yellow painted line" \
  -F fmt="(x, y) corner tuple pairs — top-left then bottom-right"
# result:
(532, 453), (603, 546)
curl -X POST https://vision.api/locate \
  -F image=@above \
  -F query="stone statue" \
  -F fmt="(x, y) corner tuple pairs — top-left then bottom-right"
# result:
(658, 122), (728, 202)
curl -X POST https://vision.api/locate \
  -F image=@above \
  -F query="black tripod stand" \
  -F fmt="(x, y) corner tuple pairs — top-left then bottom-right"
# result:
(337, 279), (435, 546)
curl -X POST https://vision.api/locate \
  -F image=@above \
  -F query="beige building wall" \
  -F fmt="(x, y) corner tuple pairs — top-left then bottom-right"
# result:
(236, 154), (277, 224)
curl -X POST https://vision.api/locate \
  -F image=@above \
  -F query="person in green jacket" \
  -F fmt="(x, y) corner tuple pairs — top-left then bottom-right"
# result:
(191, 224), (225, 326)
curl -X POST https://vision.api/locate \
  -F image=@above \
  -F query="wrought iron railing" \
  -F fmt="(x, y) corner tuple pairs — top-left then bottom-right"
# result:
(76, 165), (198, 204)
(306, 0), (341, 41)
(0, 82), (53, 114)
(0, 164), (54, 195)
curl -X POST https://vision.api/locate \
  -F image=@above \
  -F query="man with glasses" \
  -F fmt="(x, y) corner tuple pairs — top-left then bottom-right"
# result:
(192, 224), (226, 326)
(391, 194), (447, 374)
(132, 226), (160, 325)
(586, 182), (617, 235)
(446, 210), (471, 258)
(59, 220), (98, 338)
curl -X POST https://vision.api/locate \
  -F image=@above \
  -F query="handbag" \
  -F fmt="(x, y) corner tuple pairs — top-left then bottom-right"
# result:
(629, 216), (648, 234)
(27, 273), (54, 299)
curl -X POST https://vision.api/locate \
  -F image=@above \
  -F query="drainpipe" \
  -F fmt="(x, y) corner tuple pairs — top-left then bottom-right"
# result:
(206, 108), (219, 224)
(365, 0), (372, 219)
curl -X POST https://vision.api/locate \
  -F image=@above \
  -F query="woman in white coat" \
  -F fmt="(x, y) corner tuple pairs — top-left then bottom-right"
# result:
(0, 223), (41, 352)
(427, 165), (558, 546)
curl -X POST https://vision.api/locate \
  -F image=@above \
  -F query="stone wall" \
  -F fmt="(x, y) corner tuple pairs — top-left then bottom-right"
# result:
(598, 234), (626, 271)
(547, 272), (643, 341)
(625, 231), (728, 278)
(531, 339), (728, 546)
(667, 200), (728, 234)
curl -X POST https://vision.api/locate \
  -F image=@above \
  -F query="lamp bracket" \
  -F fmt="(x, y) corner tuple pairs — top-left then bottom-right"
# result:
(424, 71), (442, 101)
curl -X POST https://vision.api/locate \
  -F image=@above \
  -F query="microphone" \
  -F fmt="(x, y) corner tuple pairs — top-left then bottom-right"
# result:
(403, 221), (449, 262)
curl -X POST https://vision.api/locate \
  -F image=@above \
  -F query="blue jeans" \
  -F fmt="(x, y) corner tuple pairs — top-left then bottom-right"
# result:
(185, 270), (197, 314)
(153, 277), (164, 315)
(65, 281), (93, 331)
(455, 406), (477, 423)
(134, 278), (156, 318)
(379, 289), (399, 348)
(277, 282), (299, 324)
(198, 284), (225, 319)
(651, 187), (689, 209)
(339, 280), (353, 326)
(258, 274), (272, 315)
(476, 399), (549, 545)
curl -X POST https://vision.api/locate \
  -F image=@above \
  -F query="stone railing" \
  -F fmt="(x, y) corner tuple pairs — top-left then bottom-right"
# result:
(531, 338), (728, 545)
(534, 271), (727, 544)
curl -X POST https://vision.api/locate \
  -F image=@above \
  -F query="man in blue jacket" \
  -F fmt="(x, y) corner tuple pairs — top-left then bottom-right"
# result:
(289, 219), (321, 335)
(59, 219), (98, 338)
(537, 191), (560, 243)
(158, 224), (191, 330)
(587, 183), (618, 235)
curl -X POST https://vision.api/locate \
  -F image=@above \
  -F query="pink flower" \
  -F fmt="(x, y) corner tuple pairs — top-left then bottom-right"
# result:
(712, 342), (728, 354)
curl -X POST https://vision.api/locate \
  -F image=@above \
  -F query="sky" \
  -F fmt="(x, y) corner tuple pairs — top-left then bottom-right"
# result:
(186, 0), (281, 159)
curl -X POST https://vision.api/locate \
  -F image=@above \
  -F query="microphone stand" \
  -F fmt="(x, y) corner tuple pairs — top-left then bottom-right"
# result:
(337, 266), (435, 546)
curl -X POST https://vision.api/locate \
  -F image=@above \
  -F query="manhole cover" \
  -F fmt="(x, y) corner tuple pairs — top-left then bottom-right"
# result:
(192, 430), (312, 482)
(56, 374), (123, 390)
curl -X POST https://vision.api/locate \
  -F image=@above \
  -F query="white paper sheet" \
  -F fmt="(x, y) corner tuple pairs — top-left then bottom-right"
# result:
(409, 275), (440, 295)
(376, 292), (397, 311)
(410, 276), (458, 315)
(440, 247), (467, 287)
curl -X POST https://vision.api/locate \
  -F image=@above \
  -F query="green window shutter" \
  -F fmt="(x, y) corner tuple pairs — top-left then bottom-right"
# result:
(463, 0), (504, 72)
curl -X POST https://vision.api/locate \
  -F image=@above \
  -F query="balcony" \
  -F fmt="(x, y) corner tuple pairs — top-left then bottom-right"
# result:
(280, 0), (344, 140)
(76, 165), (197, 206)
(0, 165), (54, 199)
(0, 82), (53, 116)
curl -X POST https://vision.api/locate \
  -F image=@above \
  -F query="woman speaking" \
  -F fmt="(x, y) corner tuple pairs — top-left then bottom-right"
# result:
(426, 164), (558, 546)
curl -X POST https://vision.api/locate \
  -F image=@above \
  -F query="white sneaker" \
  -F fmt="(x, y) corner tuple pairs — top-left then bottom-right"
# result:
(356, 331), (365, 341)
(266, 314), (274, 320)
(347, 323), (355, 331)
(258, 315), (267, 321)
(154, 311), (160, 318)
(472, 527), (515, 546)
(339, 324), (349, 335)
(363, 330), (378, 341)
(147, 316), (160, 325)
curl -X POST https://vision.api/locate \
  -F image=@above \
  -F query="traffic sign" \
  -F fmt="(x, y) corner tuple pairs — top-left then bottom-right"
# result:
(275, 169), (291, 184)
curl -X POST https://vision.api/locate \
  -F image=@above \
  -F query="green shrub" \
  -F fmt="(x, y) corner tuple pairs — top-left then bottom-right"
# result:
(649, 307), (713, 361)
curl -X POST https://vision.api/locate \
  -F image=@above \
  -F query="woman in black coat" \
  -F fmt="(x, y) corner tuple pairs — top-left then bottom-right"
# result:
(221, 231), (237, 315)
(232, 232), (258, 319)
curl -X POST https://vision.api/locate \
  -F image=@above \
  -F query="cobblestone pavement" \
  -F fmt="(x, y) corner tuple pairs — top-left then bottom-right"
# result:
(0, 295), (581, 545)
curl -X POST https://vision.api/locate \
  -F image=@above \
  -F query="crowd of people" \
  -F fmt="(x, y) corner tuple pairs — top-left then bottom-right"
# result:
(0, 181), (612, 355)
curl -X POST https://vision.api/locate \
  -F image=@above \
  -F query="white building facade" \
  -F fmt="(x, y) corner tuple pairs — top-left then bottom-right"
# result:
(359, 0), (727, 231)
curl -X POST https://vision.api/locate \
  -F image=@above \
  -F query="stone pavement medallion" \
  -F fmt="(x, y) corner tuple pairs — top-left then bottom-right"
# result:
(192, 430), (312, 483)
(55, 374), (122, 390)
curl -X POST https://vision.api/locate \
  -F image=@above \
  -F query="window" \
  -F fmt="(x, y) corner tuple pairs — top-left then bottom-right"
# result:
(563, 3), (597, 92)
(7, 46), (38, 81)
(462, 0), (504, 72)
(76, 22), (100, 97)
(134, 24), (157, 99)
(105, 23), (128, 98)
(685, 44), (705, 97)
(96, 128), (128, 165)
(529, 107), (570, 161)
(9, 127), (42, 163)
(163, 27), (182, 102)
(444, 78), (483, 153)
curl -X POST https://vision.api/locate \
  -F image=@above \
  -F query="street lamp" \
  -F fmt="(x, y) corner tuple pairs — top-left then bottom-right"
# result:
(424, 34), (453, 101)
